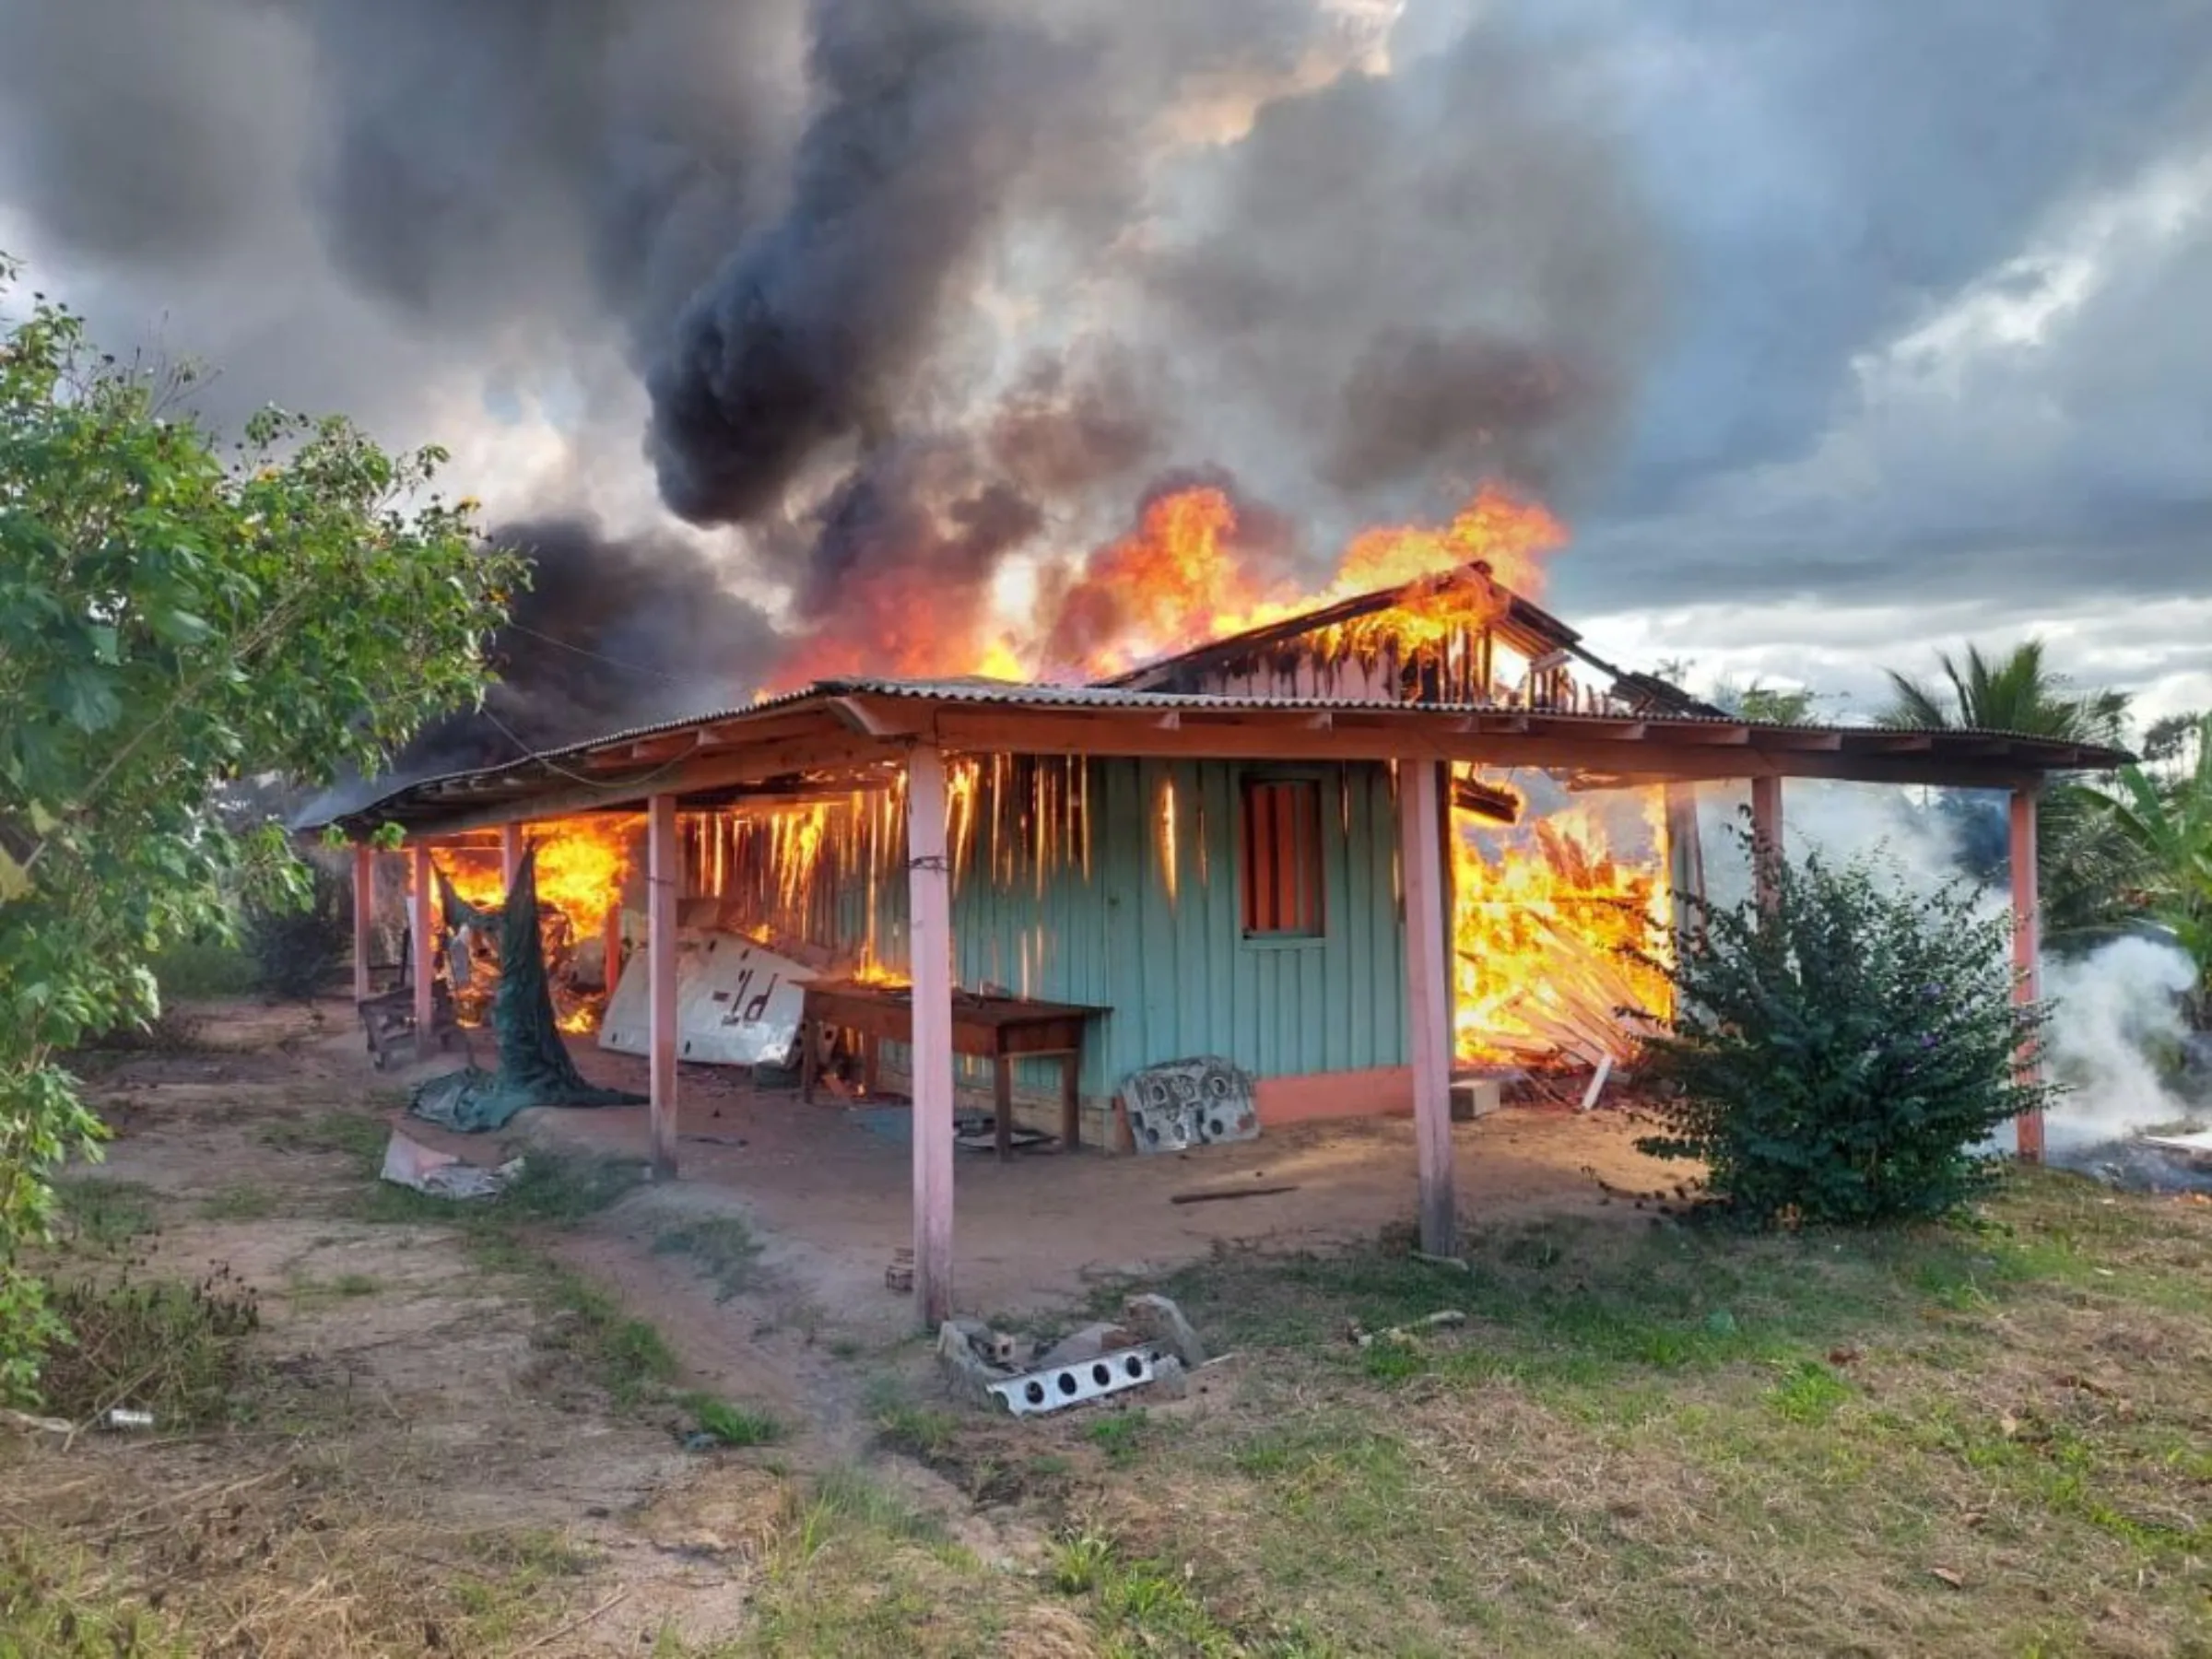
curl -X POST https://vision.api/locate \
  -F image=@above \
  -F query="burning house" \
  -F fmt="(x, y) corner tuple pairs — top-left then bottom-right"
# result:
(307, 500), (2122, 1324)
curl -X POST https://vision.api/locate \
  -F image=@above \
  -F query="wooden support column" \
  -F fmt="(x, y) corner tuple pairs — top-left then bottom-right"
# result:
(409, 841), (435, 1040)
(2011, 785), (2045, 1163)
(1398, 759), (1458, 1257)
(351, 842), (376, 1002)
(500, 822), (524, 888)
(647, 794), (680, 1181)
(1750, 774), (1784, 914)
(907, 744), (958, 1325)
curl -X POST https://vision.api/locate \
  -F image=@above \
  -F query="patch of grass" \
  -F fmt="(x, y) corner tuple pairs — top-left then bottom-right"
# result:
(1047, 1531), (1248, 1655)
(197, 1182), (280, 1222)
(652, 1214), (761, 1300)
(1765, 1359), (1853, 1424)
(0, 1536), (189, 1657)
(52, 1178), (160, 1251)
(1046, 1169), (2212, 1656)
(258, 1111), (393, 1169)
(684, 1392), (782, 1447)
(1086, 1408), (1154, 1465)
(536, 1266), (677, 1408)
(39, 1265), (261, 1427)
(500, 1151), (647, 1224)
(873, 1397), (961, 1460)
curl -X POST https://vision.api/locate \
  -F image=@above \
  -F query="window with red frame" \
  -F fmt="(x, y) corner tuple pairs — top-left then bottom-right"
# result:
(1241, 777), (1324, 938)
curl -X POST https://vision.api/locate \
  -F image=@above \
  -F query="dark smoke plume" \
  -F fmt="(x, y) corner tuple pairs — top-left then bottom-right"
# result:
(295, 516), (779, 821)
(645, 0), (1083, 526)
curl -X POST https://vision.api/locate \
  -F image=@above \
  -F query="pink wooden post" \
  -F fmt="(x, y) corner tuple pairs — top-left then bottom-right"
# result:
(409, 841), (435, 1039)
(647, 794), (680, 1180)
(351, 842), (375, 1003)
(1398, 759), (1457, 1256)
(1750, 774), (1784, 914)
(907, 744), (958, 1324)
(2010, 785), (2045, 1162)
(500, 822), (524, 888)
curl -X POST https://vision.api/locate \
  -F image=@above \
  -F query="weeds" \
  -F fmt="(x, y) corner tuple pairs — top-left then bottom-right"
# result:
(0, 1536), (186, 1658)
(684, 1392), (782, 1447)
(51, 1179), (159, 1252)
(38, 1263), (261, 1426)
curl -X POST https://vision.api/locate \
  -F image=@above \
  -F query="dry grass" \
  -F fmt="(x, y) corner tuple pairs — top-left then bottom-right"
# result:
(20, 999), (2212, 1656)
(866, 1171), (2212, 1657)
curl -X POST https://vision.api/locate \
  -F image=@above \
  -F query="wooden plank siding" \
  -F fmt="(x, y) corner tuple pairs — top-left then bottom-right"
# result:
(704, 756), (1410, 1110)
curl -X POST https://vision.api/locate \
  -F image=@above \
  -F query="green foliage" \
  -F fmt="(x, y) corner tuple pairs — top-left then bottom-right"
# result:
(38, 1263), (261, 1427)
(1637, 838), (2053, 1227)
(1878, 639), (2144, 943)
(2101, 713), (2212, 1020)
(241, 858), (349, 1001)
(147, 936), (257, 1000)
(1711, 676), (1820, 724)
(0, 262), (516, 1397)
(682, 1391), (782, 1447)
(1877, 639), (2127, 744)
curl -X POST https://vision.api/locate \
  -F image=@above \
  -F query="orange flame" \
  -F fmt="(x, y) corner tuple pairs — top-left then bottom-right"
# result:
(1040, 480), (1567, 680)
(1450, 781), (1672, 1066)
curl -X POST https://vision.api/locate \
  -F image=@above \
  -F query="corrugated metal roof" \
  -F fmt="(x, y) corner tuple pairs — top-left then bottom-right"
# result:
(300, 672), (2130, 832)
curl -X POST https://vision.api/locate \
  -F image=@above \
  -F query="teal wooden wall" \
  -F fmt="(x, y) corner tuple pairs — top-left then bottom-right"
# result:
(714, 757), (1410, 1103)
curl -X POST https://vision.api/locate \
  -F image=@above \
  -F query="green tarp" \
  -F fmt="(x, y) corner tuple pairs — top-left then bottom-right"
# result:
(409, 846), (641, 1133)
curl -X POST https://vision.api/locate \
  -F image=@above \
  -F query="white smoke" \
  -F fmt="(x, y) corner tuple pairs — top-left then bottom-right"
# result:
(2041, 935), (2202, 1150)
(1676, 779), (2204, 1156)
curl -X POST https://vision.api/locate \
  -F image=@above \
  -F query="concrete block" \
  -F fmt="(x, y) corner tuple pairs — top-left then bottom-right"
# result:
(935, 1320), (1006, 1410)
(1036, 1322), (1137, 1371)
(1122, 1293), (1207, 1369)
(1451, 1077), (1503, 1122)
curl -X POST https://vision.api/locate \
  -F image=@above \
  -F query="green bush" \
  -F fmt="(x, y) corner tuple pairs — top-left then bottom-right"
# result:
(1636, 839), (2054, 1227)
(242, 860), (349, 1001)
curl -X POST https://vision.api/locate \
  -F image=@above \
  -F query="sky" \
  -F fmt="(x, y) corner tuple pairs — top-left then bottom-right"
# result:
(2, 0), (2207, 729)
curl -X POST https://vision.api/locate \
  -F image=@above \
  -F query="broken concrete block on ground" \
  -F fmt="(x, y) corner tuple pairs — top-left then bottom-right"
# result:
(1123, 1293), (1207, 1368)
(935, 1320), (1007, 1410)
(934, 1297), (1211, 1417)
(1035, 1322), (1138, 1371)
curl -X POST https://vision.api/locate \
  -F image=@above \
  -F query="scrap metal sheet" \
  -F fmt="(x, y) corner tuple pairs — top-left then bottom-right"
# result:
(600, 931), (814, 1068)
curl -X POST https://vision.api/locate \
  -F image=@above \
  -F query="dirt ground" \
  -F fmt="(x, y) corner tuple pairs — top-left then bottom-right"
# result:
(6, 996), (1672, 1654)
(528, 1030), (1681, 1337)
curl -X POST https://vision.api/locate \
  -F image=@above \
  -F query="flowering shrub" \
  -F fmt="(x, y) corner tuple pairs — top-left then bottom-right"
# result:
(1636, 839), (2055, 1226)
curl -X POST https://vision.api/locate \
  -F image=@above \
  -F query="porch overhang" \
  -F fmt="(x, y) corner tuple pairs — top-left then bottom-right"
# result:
(302, 677), (2130, 841)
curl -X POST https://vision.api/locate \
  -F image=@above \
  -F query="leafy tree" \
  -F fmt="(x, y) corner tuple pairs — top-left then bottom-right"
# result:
(1637, 836), (2053, 1227)
(2103, 713), (2212, 1025)
(2141, 711), (2206, 781)
(1879, 640), (2141, 944)
(0, 266), (516, 1398)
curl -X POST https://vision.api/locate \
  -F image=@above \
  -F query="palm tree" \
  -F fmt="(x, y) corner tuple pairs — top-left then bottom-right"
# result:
(1878, 639), (2128, 744)
(2104, 714), (2212, 1024)
(1879, 641), (2140, 943)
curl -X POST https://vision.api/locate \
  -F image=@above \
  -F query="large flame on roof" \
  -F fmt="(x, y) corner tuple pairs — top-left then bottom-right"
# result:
(759, 481), (1566, 691)
(1042, 482), (1566, 678)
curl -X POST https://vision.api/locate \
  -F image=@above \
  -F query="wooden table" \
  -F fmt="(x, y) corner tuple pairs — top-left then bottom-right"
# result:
(797, 981), (1105, 1160)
